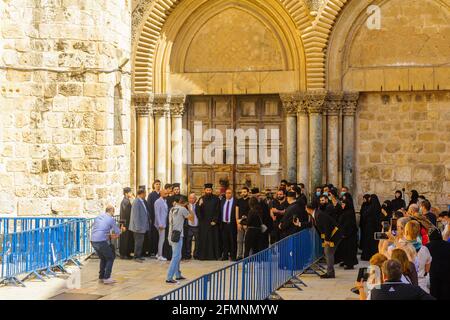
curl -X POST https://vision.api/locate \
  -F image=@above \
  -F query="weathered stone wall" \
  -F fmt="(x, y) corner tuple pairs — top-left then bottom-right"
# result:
(0, 0), (131, 215)
(356, 91), (450, 210)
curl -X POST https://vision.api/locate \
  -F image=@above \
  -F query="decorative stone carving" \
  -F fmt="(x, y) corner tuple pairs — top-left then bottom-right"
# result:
(169, 95), (186, 117)
(133, 93), (151, 116)
(342, 92), (360, 116)
(151, 94), (169, 116)
(325, 92), (344, 116)
(303, 91), (327, 114)
(280, 93), (299, 115)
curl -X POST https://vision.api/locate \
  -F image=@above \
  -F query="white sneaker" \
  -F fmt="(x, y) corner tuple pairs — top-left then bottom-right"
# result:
(103, 278), (117, 284)
(158, 256), (167, 261)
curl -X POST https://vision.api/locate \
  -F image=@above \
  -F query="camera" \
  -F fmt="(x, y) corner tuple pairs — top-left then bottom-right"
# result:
(374, 232), (389, 240)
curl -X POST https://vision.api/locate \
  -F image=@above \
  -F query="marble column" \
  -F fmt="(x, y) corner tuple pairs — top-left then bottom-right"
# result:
(280, 94), (297, 183)
(170, 95), (186, 192)
(134, 94), (151, 189)
(306, 92), (327, 192)
(297, 101), (309, 187)
(153, 94), (168, 184)
(342, 92), (359, 194)
(326, 92), (343, 187)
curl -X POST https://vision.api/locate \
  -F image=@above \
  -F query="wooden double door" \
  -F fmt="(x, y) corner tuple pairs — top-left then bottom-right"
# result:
(186, 95), (286, 195)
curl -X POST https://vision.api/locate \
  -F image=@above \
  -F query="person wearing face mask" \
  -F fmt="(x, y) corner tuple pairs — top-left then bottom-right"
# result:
(312, 186), (322, 209)
(437, 211), (450, 241)
(391, 190), (406, 212)
(279, 191), (309, 238)
(269, 190), (288, 244)
(340, 186), (349, 199)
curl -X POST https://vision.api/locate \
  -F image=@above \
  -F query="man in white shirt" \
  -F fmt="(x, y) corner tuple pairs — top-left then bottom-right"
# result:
(220, 189), (237, 261)
(185, 193), (200, 259)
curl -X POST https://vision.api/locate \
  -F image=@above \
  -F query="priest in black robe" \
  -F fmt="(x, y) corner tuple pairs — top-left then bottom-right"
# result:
(119, 187), (134, 259)
(197, 183), (221, 260)
(146, 180), (161, 256)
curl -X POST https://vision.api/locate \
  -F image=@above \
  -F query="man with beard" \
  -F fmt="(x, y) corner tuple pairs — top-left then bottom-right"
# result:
(147, 180), (161, 257)
(235, 187), (250, 260)
(279, 191), (308, 238)
(279, 180), (288, 193)
(197, 183), (221, 260)
(168, 183), (190, 259)
(250, 187), (273, 250)
(129, 189), (150, 262)
(269, 189), (288, 243)
(119, 187), (134, 259)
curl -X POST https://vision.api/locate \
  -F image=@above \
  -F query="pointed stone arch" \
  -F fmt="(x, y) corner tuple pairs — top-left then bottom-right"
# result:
(131, 0), (313, 93)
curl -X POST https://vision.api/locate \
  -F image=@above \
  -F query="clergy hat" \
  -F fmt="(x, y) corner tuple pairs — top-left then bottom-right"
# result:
(172, 183), (180, 188)
(204, 183), (213, 189)
(286, 191), (297, 198)
(123, 187), (131, 194)
(251, 187), (260, 194)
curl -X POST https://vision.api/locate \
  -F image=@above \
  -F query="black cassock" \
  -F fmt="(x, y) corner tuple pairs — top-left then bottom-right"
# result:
(258, 199), (273, 251)
(360, 202), (381, 261)
(147, 191), (160, 255)
(119, 197), (134, 257)
(197, 194), (221, 260)
(334, 207), (358, 267)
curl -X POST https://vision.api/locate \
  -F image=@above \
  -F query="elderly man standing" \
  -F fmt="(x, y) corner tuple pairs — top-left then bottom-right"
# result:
(91, 205), (124, 284)
(129, 188), (150, 262)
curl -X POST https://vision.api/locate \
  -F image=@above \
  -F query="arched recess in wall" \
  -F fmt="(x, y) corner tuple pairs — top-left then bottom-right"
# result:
(326, 0), (450, 92)
(132, 0), (312, 94)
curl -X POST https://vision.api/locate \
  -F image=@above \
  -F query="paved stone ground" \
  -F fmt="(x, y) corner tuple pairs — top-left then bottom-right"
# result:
(58, 257), (232, 300)
(275, 259), (369, 300)
(0, 255), (366, 300)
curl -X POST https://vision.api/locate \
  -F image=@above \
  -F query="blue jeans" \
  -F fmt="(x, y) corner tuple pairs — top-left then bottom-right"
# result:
(91, 241), (115, 279)
(167, 237), (183, 280)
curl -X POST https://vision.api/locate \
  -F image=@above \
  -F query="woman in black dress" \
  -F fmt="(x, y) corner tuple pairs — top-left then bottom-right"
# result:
(391, 190), (406, 212)
(335, 194), (358, 269)
(407, 189), (419, 210)
(359, 194), (371, 251)
(243, 197), (262, 257)
(360, 194), (382, 261)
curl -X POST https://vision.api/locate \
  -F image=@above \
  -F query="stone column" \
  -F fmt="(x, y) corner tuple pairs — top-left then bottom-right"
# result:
(134, 93), (151, 189)
(342, 92), (359, 193)
(326, 92), (343, 187)
(297, 99), (309, 187)
(153, 94), (168, 184)
(280, 94), (297, 183)
(306, 92), (327, 192)
(170, 95), (186, 191)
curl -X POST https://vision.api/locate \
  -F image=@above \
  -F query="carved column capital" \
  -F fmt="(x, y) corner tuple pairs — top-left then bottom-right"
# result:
(169, 95), (186, 117)
(325, 92), (344, 116)
(342, 92), (360, 116)
(133, 93), (151, 116)
(151, 94), (169, 116)
(304, 91), (327, 114)
(280, 93), (299, 116)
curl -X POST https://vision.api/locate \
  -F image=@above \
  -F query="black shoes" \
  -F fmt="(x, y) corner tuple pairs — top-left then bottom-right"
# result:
(176, 276), (187, 281)
(166, 279), (178, 284)
(320, 274), (335, 279)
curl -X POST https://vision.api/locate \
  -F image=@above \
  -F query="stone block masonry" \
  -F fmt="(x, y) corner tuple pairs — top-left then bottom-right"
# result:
(0, 0), (131, 215)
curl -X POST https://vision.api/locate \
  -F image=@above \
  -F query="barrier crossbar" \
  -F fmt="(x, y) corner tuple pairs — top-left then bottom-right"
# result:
(155, 228), (323, 300)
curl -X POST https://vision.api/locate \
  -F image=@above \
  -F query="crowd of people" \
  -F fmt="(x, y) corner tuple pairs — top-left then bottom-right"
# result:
(90, 180), (450, 300)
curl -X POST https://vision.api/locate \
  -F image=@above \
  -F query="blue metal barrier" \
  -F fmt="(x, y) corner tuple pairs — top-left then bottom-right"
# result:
(0, 217), (100, 286)
(155, 227), (323, 300)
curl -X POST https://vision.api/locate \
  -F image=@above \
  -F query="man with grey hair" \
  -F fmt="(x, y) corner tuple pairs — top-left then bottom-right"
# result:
(370, 260), (434, 300)
(184, 192), (199, 260)
(91, 205), (124, 284)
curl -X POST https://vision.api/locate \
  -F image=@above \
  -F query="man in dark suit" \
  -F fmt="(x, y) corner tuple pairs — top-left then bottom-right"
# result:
(220, 188), (237, 261)
(147, 180), (161, 256)
(129, 189), (150, 262)
(279, 191), (308, 239)
(370, 260), (435, 300)
(305, 201), (342, 278)
(119, 187), (134, 259)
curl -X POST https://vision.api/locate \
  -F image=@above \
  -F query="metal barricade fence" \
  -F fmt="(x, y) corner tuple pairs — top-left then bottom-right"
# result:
(0, 216), (103, 286)
(155, 227), (323, 300)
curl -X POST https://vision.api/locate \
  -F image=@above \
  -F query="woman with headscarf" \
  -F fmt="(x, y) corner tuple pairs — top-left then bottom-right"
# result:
(381, 200), (393, 222)
(360, 194), (382, 261)
(335, 193), (358, 269)
(407, 190), (419, 210)
(391, 190), (406, 212)
(359, 194), (371, 251)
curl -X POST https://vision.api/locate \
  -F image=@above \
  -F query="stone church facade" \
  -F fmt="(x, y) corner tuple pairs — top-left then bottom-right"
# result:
(1, 0), (449, 215)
